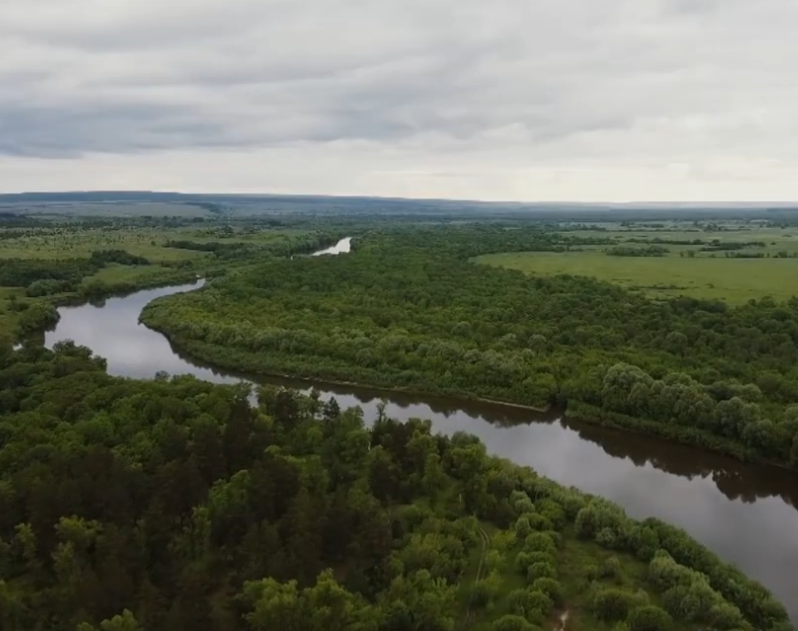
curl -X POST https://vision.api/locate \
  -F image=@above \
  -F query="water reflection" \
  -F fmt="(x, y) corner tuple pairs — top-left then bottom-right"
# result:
(44, 280), (798, 621)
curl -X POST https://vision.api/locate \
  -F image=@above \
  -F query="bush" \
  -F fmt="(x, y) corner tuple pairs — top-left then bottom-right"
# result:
(526, 551), (555, 566)
(492, 614), (539, 631)
(523, 533), (557, 555)
(536, 499), (566, 530)
(515, 516), (532, 539)
(507, 589), (549, 623)
(596, 527), (617, 548)
(601, 556), (622, 579)
(470, 580), (492, 608)
(584, 564), (600, 581)
(591, 588), (635, 622)
(527, 562), (557, 583)
(648, 551), (692, 591)
(525, 513), (552, 532)
(627, 525), (660, 562)
(708, 602), (745, 629)
(545, 530), (563, 549)
(531, 578), (564, 606)
(515, 552), (533, 574)
(627, 606), (673, 631)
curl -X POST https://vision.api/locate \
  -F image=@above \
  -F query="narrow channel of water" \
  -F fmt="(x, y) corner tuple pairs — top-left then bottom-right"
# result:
(43, 240), (798, 621)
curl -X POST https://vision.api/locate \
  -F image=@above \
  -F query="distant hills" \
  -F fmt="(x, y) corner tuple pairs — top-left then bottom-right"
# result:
(1, 191), (797, 219)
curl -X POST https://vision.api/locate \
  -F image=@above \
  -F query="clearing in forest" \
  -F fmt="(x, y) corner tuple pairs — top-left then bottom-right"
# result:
(476, 250), (798, 304)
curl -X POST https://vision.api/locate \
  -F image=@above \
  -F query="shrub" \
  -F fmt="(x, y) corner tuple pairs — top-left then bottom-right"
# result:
(492, 614), (539, 631)
(525, 513), (552, 532)
(515, 552), (533, 574)
(523, 533), (557, 555)
(515, 516), (532, 539)
(470, 580), (492, 608)
(545, 530), (563, 549)
(591, 588), (635, 622)
(536, 498), (566, 530)
(708, 602), (745, 629)
(596, 527), (617, 548)
(527, 562), (557, 583)
(627, 606), (673, 631)
(531, 578), (564, 606)
(601, 556), (622, 579)
(507, 589), (549, 623)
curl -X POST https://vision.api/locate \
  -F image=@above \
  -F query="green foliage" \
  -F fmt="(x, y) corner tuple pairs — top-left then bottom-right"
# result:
(523, 532), (558, 555)
(0, 322), (790, 630)
(241, 570), (379, 631)
(526, 561), (557, 583)
(591, 588), (636, 621)
(507, 588), (551, 622)
(530, 578), (564, 607)
(140, 225), (798, 471)
(491, 614), (541, 631)
(16, 300), (59, 334)
(602, 556), (622, 579)
(627, 605), (674, 631)
(606, 245), (669, 257)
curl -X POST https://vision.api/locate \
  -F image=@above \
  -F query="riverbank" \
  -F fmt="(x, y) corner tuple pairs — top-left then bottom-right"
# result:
(137, 320), (556, 413)
(5, 268), (202, 342)
(135, 311), (798, 475)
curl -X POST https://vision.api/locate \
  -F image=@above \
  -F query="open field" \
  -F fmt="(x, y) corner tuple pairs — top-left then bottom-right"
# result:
(476, 251), (798, 303)
(0, 201), (215, 217)
(561, 226), (798, 254)
(0, 226), (308, 262)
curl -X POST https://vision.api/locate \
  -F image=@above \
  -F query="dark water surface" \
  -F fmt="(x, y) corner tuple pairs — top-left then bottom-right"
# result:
(45, 280), (798, 620)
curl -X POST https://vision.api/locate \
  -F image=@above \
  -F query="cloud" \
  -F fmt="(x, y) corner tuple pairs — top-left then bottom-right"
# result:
(1, 0), (797, 199)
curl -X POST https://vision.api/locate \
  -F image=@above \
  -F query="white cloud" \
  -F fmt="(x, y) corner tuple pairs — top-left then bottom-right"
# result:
(1, 0), (797, 200)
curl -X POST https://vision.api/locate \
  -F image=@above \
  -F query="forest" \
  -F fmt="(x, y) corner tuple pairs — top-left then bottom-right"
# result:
(2, 210), (798, 629)
(0, 341), (792, 631)
(141, 224), (798, 470)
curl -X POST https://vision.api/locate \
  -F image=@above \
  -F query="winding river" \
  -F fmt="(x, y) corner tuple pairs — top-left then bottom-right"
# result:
(44, 239), (798, 621)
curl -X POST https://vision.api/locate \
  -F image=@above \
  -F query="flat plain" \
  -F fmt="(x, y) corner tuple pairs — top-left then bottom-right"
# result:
(477, 224), (798, 304)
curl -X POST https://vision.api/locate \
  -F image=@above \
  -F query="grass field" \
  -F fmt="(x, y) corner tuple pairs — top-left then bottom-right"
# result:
(476, 251), (798, 304)
(0, 226), (310, 262)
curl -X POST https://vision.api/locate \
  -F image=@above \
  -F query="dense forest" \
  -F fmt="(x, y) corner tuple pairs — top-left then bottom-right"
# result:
(0, 341), (792, 631)
(141, 225), (798, 469)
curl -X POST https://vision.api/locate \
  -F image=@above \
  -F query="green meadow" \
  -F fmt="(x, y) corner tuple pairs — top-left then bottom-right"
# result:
(477, 224), (798, 304)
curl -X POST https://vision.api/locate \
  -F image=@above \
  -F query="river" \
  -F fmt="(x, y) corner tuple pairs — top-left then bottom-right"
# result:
(44, 239), (798, 620)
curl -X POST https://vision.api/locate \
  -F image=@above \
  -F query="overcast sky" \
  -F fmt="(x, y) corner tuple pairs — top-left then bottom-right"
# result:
(1, 0), (797, 201)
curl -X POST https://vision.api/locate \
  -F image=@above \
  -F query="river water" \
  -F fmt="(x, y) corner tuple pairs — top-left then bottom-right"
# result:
(44, 240), (798, 620)
(311, 236), (352, 256)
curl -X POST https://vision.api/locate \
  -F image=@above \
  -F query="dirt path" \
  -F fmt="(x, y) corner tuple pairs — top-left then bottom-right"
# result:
(553, 609), (569, 631)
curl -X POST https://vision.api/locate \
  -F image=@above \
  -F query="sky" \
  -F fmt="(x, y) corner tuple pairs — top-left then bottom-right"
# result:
(1, 0), (797, 201)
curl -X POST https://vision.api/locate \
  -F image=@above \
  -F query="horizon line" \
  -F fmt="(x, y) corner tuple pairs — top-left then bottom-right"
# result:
(2, 190), (798, 207)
